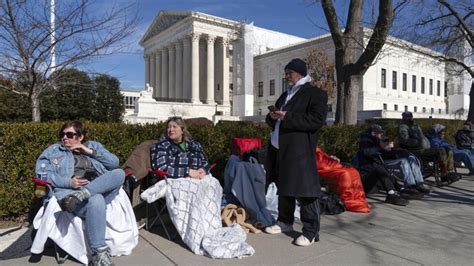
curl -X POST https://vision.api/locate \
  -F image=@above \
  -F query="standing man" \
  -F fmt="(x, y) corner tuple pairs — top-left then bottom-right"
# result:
(264, 58), (328, 247)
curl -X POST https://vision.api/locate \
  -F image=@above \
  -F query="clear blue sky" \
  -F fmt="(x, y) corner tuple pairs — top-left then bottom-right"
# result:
(87, 0), (344, 91)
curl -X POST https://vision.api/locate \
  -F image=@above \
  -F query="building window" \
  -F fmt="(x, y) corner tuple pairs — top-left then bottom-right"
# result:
(438, 108), (442, 114)
(394, 104), (398, 111)
(281, 78), (287, 92)
(328, 104), (333, 112)
(412, 75), (416, 92)
(421, 77), (425, 94)
(444, 81), (448, 97)
(431, 108), (434, 114)
(422, 107), (426, 113)
(383, 103), (387, 110)
(402, 73), (407, 91)
(124, 96), (137, 109)
(258, 81), (263, 97)
(229, 83), (233, 91)
(404, 105), (408, 112)
(269, 79), (275, 96)
(429, 79), (433, 95)
(392, 71), (397, 90)
(414, 106), (417, 112)
(437, 80), (441, 96)
(381, 68), (386, 88)
(229, 66), (233, 73)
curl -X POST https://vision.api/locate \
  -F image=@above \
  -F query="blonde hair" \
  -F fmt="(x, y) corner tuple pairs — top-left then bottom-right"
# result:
(164, 116), (192, 142)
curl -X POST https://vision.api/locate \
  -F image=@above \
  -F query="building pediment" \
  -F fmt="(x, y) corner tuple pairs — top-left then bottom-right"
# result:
(140, 10), (241, 46)
(140, 11), (191, 45)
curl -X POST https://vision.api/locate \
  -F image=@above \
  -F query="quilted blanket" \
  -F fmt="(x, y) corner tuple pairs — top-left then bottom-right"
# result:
(141, 175), (255, 259)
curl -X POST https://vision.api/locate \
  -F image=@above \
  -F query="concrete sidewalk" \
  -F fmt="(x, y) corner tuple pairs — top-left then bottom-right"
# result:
(1, 172), (473, 265)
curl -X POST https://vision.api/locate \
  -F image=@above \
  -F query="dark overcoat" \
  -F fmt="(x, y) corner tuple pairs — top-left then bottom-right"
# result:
(266, 82), (328, 197)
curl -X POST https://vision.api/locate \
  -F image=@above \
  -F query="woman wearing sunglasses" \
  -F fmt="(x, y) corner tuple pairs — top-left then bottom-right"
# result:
(35, 120), (124, 266)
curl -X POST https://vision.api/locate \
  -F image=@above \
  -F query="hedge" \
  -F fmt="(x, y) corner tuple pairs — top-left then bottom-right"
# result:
(0, 118), (465, 218)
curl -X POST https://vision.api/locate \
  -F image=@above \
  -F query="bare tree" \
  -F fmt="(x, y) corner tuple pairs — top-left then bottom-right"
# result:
(306, 47), (336, 97)
(0, 0), (139, 121)
(319, 0), (405, 124)
(400, 0), (473, 121)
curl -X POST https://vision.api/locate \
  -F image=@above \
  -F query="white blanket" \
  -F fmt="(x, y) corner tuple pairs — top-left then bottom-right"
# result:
(141, 175), (255, 258)
(30, 189), (139, 264)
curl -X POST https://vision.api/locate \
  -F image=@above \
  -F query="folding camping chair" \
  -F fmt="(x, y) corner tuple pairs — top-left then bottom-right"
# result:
(31, 178), (69, 264)
(30, 176), (138, 265)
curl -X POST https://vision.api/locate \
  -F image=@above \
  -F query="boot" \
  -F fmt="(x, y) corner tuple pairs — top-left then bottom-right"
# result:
(90, 247), (114, 266)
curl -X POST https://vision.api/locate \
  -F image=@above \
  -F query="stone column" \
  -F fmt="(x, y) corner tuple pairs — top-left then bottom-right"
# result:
(168, 45), (176, 101)
(191, 33), (201, 104)
(221, 39), (230, 105)
(150, 52), (156, 94)
(175, 41), (183, 101)
(161, 47), (169, 99)
(183, 37), (191, 101)
(144, 55), (150, 88)
(154, 51), (161, 99)
(206, 36), (215, 104)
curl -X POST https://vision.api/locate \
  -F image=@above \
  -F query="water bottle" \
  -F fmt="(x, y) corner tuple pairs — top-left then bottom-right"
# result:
(37, 163), (48, 181)
(35, 163), (48, 198)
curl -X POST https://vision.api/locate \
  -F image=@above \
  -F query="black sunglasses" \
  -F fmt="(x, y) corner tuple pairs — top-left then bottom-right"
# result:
(59, 131), (78, 139)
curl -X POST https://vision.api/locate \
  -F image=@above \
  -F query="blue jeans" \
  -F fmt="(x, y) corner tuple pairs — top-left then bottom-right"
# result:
(385, 156), (423, 187)
(453, 148), (474, 172)
(73, 169), (125, 251)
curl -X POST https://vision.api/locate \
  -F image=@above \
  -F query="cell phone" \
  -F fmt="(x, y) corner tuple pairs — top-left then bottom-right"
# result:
(268, 105), (277, 112)
(83, 169), (98, 181)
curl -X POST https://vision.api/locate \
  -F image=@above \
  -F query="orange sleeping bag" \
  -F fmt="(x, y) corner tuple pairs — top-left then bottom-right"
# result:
(316, 148), (370, 213)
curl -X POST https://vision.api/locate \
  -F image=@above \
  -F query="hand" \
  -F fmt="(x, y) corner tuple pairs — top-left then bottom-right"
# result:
(270, 111), (286, 121)
(388, 141), (395, 149)
(269, 111), (279, 120)
(189, 169), (202, 179)
(197, 168), (207, 179)
(189, 168), (206, 179)
(70, 176), (89, 189)
(69, 143), (94, 156)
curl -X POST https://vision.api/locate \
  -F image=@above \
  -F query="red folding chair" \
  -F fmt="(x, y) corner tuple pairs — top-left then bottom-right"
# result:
(31, 178), (70, 264)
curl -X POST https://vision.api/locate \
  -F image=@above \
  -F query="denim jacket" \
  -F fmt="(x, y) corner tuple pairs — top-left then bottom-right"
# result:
(35, 141), (119, 199)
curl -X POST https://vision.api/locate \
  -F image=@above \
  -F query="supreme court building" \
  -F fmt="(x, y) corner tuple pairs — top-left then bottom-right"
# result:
(123, 10), (471, 123)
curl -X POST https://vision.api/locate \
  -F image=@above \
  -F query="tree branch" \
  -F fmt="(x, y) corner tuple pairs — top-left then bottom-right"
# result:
(353, 0), (393, 75)
(438, 0), (473, 48)
(321, 0), (344, 49)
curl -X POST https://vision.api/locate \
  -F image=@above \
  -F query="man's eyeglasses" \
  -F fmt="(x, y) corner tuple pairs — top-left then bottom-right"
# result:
(59, 131), (78, 139)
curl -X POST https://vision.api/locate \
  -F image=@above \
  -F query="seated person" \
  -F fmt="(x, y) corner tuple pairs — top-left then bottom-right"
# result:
(316, 148), (371, 213)
(427, 124), (474, 175)
(147, 117), (254, 258)
(358, 125), (409, 206)
(367, 124), (431, 195)
(397, 111), (459, 183)
(36, 120), (125, 266)
(150, 116), (210, 179)
(454, 121), (474, 151)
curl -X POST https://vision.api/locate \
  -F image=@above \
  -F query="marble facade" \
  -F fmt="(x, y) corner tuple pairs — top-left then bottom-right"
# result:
(122, 10), (471, 124)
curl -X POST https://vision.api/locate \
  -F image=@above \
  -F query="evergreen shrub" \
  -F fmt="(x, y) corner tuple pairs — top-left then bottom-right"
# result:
(0, 118), (465, 218)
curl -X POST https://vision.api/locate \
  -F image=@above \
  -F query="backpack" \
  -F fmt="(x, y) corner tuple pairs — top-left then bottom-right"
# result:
(319, 191), (346, 215)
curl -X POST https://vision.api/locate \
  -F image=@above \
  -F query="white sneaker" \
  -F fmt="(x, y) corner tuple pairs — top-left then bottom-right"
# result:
(264, 221), (293, 234)
(294, 235), (315, 247)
